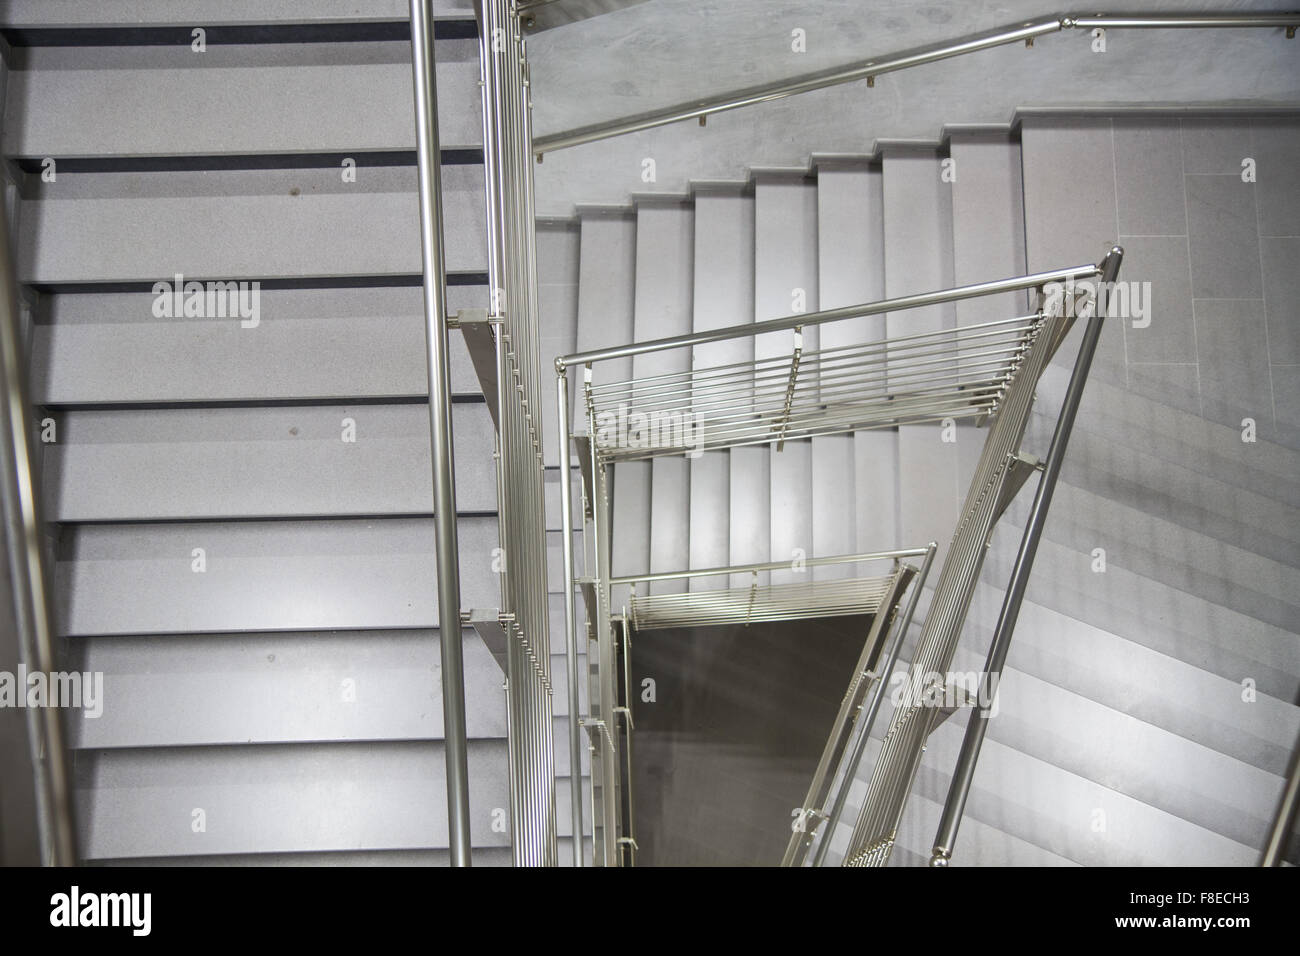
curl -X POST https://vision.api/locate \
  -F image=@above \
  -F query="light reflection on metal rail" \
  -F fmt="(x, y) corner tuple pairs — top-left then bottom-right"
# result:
(533, 13), (1300, 155)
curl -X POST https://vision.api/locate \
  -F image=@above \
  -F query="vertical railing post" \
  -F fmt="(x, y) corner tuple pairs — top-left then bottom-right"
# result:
(409, 0), (471, 867)
(929, 245), (1123, 867)
(556, 368), (585, 864)
(0, 181), (78, 865)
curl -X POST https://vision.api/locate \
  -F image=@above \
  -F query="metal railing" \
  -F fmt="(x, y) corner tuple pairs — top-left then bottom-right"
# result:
(477, 0), (561, 866)
(781, 545), (936, 867)
(556, 250), (1119, 865)
(809, 543), (937, 867)
(533, 12), (1300, 156)
(617, 549), (929, 631)
(583, 315), (1045, 460)
(498, 5), (1287, 866)
(928, 248), (1123, 867)
(604, 547), (936, 866)
(836, 247), (1123, 868)
(0, 175), (78, 866)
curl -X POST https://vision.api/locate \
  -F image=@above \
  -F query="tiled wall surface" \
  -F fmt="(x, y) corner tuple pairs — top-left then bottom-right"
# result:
(1022, 113), (1298, 448)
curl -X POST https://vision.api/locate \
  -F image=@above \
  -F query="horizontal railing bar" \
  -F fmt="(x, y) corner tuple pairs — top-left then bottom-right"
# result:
(559, 266), (1092, 369)
(611, 548), (928, 585)
(598, 384), (999, 440)
(534, 13), (1300, 155)
(588, 347), (1022, 413)
(585, 313), (1039, 394)
(598, 407), (992, 462)
(636, 590), (893, 612)
(584, 324), (1036, 397)
(595, 377), (1002, 439)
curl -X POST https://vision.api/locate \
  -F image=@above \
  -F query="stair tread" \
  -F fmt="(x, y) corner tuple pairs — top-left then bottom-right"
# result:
(32, 286), (487, 406)
(0, 1), (474, 28)
(73, 739), (511, 860)
(4, 38), (484, 158)
(44, 402), (498, 520)
(55, 515), (502, 636)
(982, 525), (1300, 702)
(18, 165), (487, 284)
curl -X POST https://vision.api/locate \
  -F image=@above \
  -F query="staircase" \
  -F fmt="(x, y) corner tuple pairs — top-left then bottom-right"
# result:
(545, 114), (1300, 865)
(3, 0), (1295, 867)
(2, 2), (588, 865)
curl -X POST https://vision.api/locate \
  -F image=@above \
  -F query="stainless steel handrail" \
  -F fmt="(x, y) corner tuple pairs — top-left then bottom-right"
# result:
(533, 12), (1300, 155)
(557, 264), (1102, 369)
(556, 255), (1112, 865)
(838, 249), (1115, 867)
(610, 548), (930, 586)
(410, 0), (472, 867)
(929, 245), (1124, 866)
(0, 188), (79, 867)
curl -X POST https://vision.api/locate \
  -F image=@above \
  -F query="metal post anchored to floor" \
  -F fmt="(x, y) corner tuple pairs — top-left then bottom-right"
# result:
(929, 246), (1124, 868)
(410, 0), (471, 866)
(556, 369), (585, 864)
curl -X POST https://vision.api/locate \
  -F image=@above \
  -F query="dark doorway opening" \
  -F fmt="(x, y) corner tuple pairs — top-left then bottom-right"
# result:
(629, 614), (871, 866)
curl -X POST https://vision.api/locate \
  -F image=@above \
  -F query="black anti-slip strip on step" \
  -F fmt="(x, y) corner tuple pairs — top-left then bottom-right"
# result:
(28, 274), (490, 295)
(1, 19), (477, 47)
(14, 150), (482, 174)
